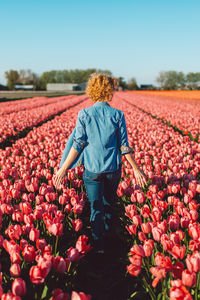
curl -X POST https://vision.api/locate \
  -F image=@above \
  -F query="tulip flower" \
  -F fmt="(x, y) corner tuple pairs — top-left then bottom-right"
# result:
(71, 291), (91, 300)
(29, 266), (45, 284)
(10, 264), (21, 277)
(51, 289), (69, 300)
(12, 278), (26, 296)
(182, 270), (196, 287)
(127, 264), (141, 277)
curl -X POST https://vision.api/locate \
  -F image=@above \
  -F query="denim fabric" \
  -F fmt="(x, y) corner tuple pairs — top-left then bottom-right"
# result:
(59, 128), (84, 169)
(72, 101), (133, 173)
(83, 166), (122, 251)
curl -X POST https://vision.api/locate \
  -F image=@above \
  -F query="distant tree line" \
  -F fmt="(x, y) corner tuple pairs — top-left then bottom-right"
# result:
(156, 71), (200, 90)
(4, 69), (139, 91)
(4, 68), (200, 91)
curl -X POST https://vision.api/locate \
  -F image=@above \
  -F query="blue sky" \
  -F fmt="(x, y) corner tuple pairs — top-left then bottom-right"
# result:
(0, 0), (200, 86)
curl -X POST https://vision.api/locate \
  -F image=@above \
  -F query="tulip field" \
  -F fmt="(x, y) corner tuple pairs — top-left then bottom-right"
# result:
(0, 91), (200, 299)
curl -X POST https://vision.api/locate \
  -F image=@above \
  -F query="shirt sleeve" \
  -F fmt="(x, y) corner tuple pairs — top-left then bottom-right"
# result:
(118, 112), (134, 155)
(59, 129), (76, 168)
(72, 110), (87, 153)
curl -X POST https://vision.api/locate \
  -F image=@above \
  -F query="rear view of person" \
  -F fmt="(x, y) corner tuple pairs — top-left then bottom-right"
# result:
(54, 73), (147, 253)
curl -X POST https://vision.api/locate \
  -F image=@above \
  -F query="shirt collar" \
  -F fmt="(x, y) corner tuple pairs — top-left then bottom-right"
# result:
(93, 101), (110, 107)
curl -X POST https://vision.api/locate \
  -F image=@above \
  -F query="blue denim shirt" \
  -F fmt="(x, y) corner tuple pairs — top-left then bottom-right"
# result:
(60, 101), (133, 171)
(59, 127), (83, 169)
(68, 101), (133, 173)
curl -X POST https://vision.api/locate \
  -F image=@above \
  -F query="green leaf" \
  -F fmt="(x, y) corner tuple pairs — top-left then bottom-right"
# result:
(157, 292), (162, 300)
(41, 285), (48, 299)
(129, 291), (138, 298)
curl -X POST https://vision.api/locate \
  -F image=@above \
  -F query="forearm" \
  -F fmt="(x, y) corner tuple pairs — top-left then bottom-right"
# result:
(61, 146), (79, 171)
(124, 152), (139, 170)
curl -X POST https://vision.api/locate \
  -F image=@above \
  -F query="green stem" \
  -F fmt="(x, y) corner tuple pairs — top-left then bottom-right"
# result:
(195, 272), (200, 300)
(142, 276), (156, 300)
(54, 235), (58, 256)
(67, 261), (72, 273)
(161, 279), (167, 300)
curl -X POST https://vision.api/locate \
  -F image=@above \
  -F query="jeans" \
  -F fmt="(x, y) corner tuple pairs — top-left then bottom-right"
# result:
(83, 166), (121, 251)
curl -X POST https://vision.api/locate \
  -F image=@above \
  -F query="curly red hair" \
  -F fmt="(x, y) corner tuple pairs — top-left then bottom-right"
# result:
(86, 73), (118, 102)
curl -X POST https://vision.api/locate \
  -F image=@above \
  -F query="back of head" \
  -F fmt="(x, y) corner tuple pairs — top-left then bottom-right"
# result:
(86, 73), (118, 103)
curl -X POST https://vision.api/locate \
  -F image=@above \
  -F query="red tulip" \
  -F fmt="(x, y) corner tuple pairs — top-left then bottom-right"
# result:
(64, 203), (72, 213)
(47, 222), (63, 236)
(54, 256), (67, 273)
(180, 216), (190, 228)
(150, 266), (166, 279)
(161, 234), (173, 251)
(59, 195), (69, 205)
(126, 225), (137, 235)
(10, 251), (21, 265)
(51, 289), (69, 300)
(186, 252), (200, 273)
(24, 214), (34, 225)
(29, 266), (45, 284)
(125, 204), (137, 219)
(141, 222), (151, 234)
(168, 215), (180, 231)
(130, 244), (145, 257)
(71, 291), (91, 300)
(12, 278), (26, 296)
(170, 245), (186, 260)
(143, 240), (154, 257)
(72, 219), (83, 232)
(170, 232), (181, 244)
(1, 292), (21, 299)
(140, 204), (151, 218)
(73, 204), (84, 215)
(67, 247), (79, 262)
(129, 255), (142, 267)
(22, 245), (36, 262)
(170, 280), (192, 300)
(189, 240), (200, 252)
(36, 239), (47, 251)
(19, 202), (32, 215)
(29, 228), (40, 242)
(138, 231), (147, 242)
(152, 227), (163, 242)
(132, 215), (142, 226)
(171, 261), (184, 279)
(151, 207), (162, 222)
(12, 211), (24, 222)
(75, 235), (91, 254)
(188, 223), (200, 240)
(182, 269), (196, 287)
(127, 264), (141, 276)
(10, 264), (21, 277)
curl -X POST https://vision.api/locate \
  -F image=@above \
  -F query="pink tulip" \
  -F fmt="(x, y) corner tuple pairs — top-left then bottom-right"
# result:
(22, 245), (36, 262)
(182, 269), (196, 287)
(54, 256), (67, 273)
(10, 264), (21, 277)
(67, 247), (79, 262)
(29, 266), (45, 284)
(130, 244), (145, 257)
(152, 227), (163, 242)
(12, 278), (26, 296)
(51, 289), (69, 300)
(29, 228), (40, 242)
(71, 291), (91, 300)
(127, 264), (141, 276)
